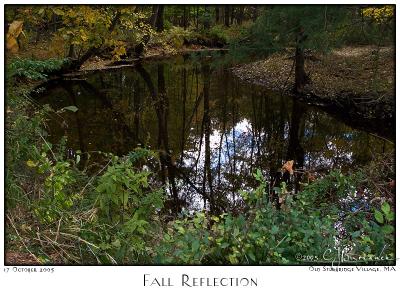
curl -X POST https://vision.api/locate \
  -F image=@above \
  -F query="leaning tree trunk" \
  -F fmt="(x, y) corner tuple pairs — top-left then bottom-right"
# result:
(51, 10), (122, 74)
(74, 11), (122, 70)
(294, 27), (308, 94)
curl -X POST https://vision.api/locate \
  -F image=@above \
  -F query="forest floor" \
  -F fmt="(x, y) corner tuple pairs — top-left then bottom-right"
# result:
(232, 46), (394, 101)
(5, 251), (39, 265)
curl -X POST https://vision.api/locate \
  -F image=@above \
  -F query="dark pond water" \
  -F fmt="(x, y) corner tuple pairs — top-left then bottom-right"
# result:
(38, 53), (394, 213)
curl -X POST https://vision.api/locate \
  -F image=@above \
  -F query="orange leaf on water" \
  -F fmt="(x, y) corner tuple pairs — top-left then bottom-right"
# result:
(281, 160), (294, 175)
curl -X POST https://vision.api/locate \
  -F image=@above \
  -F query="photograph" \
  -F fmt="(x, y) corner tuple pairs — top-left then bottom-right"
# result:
(4, 3), (395, 268)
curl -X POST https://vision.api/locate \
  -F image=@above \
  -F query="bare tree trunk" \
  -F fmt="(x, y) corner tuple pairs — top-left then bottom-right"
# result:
(230, 7), (235, 25)
(155, 5), (164, 32)
(196, 6), (199, 30)
(294, 27), (308, 94)
(251, 5), (259, 21)
(149, 5), (159, 27)
(204, 5), (210, 30)
(68, 44), (75, 59)
(224, 5), (230, 27)
(183, 6), (188, 29)
(237, 6), (244, 25)
(215, 6), (220, 24)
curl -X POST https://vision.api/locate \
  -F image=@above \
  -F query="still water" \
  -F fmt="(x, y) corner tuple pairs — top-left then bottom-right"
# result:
(38, 53), (393, 213)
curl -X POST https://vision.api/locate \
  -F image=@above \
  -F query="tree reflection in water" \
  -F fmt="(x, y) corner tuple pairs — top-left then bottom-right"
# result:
(38, 54), (394, 215)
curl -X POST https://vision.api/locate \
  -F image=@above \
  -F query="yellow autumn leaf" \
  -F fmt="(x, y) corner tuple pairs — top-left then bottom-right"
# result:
(80, 33), (88, 42)
(112, 45), (126, 61)
(362, 5), (394, 23)
(6, 20), (24, 53)
(26, 160), (37, 167)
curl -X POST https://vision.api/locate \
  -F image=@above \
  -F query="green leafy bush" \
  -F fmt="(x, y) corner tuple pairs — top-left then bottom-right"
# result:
(92, 151), (165, 263)
(208, 24), (249, 45)
(5, 84), (52, 208)
(30, 153), (80, 223)
(156, 170), (336, 264)
(156, 169), (394, 265)
(163, 26), (200, 48)
(8, 58), (68, 80)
